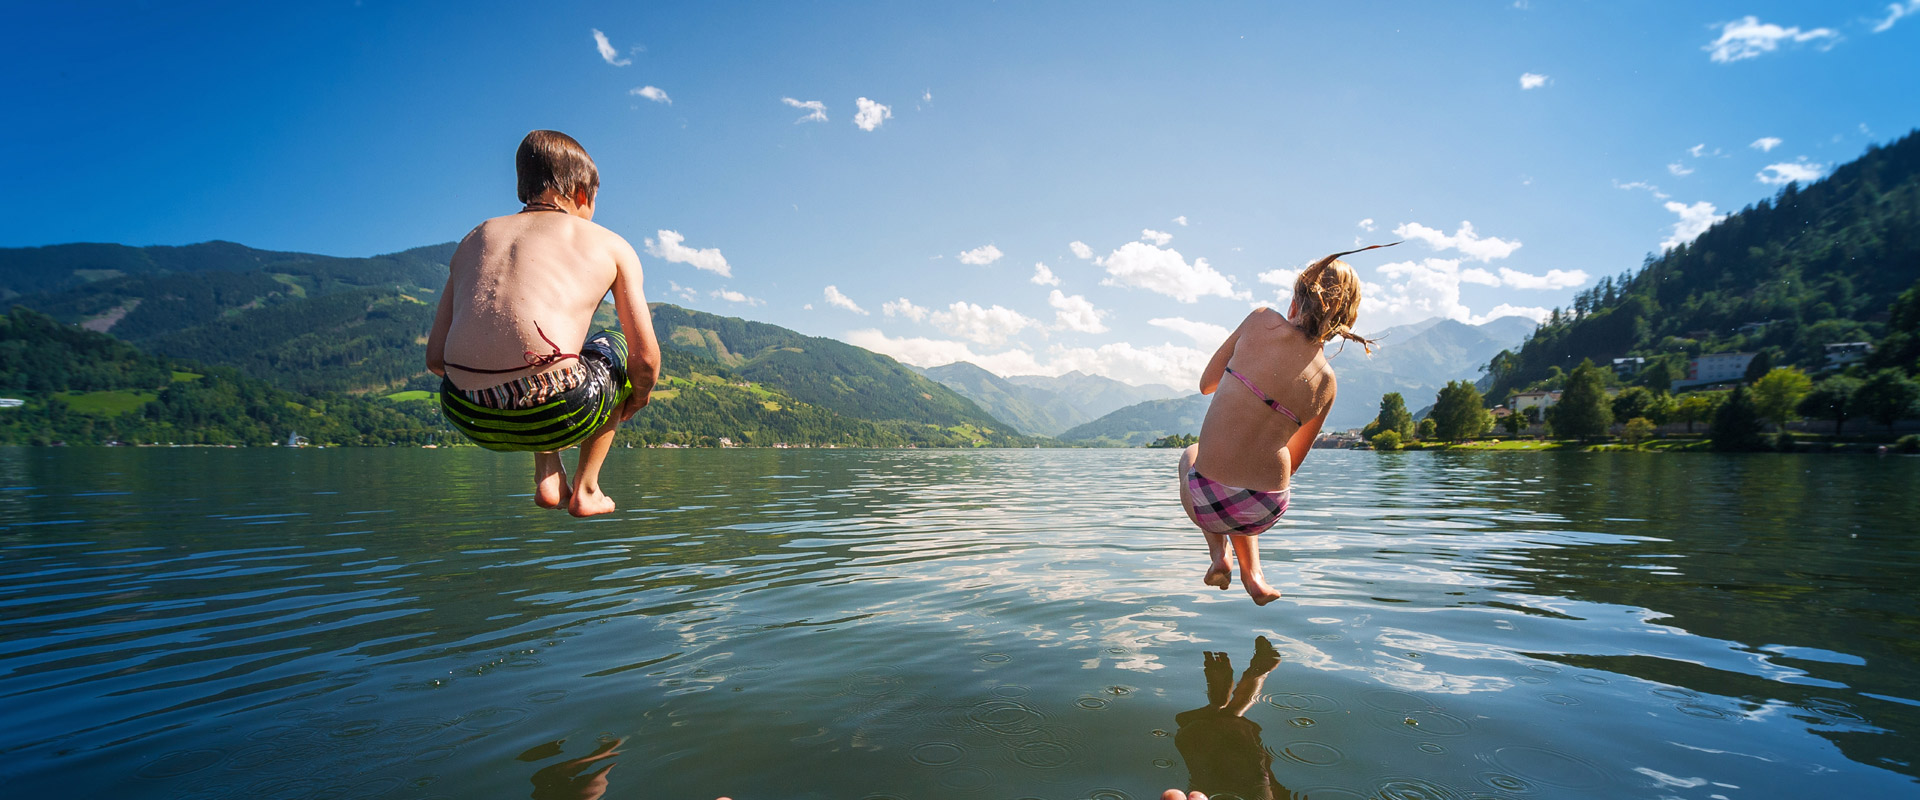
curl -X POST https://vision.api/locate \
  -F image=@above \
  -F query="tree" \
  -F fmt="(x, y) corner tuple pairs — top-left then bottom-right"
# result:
(1637, 356), (1679, 393)
(1546, 359), (1612, 441)
(1417, 418), (1437, 440)
(1370, 430), (1402, 451)
(1856, 368), (1920, 432)
(1709, 385), (1767, 451)
(1610, 387), (1669, 426)
(1750, 367), (1813, 431)
(1500, 410), (1526, 437)
(1430, 380), (1491, 441)
(1376, 393), (1414, 439)
(1673, 393), (1717, 433)
(1797, 375), (1861, 436)
(1742, 349), (1775, 383)
(1623, 417), (1656, 445)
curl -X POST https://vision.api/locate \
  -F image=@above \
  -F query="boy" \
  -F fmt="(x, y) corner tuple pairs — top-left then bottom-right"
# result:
(426, 130), (662, 517)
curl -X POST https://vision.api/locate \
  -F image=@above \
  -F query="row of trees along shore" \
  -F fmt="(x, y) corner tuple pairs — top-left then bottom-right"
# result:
(1358, 277), (1920, 453)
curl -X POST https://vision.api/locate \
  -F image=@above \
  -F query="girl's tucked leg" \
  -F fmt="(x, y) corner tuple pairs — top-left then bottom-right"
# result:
(1180, 444), (1232, 589)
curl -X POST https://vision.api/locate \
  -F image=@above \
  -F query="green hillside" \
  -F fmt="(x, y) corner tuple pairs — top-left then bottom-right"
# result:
(1485, 129), (1920, 398)
(1057, 394), (1210, 447)
(922, 361), (1085, 436)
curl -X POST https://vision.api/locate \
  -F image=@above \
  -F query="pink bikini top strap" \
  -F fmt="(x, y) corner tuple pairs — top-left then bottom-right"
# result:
(1224, 366), (1301, 424)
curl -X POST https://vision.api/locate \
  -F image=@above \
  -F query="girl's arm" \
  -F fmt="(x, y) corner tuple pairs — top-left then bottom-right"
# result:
(1286, 375), (1335, 473)
(1199, 311), (1261, 394)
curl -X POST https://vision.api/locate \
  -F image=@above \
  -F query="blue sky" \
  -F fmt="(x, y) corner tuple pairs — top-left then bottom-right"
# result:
(4, 1), (1916, 386)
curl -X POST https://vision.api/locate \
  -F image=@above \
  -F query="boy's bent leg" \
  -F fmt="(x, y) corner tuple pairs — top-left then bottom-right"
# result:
(568, 421), (620, 518)
(1229, 535), (1281, 606)
(534, 451), (571, 509)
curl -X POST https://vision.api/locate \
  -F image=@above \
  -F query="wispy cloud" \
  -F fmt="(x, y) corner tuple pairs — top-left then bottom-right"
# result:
(1757, 159), (1827, 185)
(1613, 180), (1670, 200)
(1496, 266), (1589, 290)
(1393, 221), (1523, 262)
(1750, 137), (1783, 152)
(1049, 291), (1107, 334)
(781, 97), (827, 123)
(1069, 241), (1094, 260)
(644, 230), (731, 277)
(853, 97), (892, 131)
(1030, 263), (1061, 286)
(882, 297), (928, 321)
(1172, 215), (1189, 227)
(592, 29), (631, 66)
(1148, 317), (1229, 346)
(824, 285), (868, 315)
(1140, 229), (1173, 246)
(1519, 72), (1550, 90)
(631, 86), (670, 104)
(711, 288), (762, 305)
(1704, 16), (1840, 63)
(1667, 162), (1695, 177)
(1873, 1), (1920, 32)
(958, 244), (1004, 265)
(1660, 201), (1726, 251)
(1357, 218), (1376, 232)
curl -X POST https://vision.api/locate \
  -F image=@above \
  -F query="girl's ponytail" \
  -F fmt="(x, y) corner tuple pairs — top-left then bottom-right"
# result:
(1291, 242), (1399, 356)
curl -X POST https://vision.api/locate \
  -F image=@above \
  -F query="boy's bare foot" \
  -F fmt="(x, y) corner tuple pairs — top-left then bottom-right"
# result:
(569, 486), (617, 517)
(1204, 561), (1232, 590)
(1244, 572), (1281, 606)
(534, 452), (572, 510)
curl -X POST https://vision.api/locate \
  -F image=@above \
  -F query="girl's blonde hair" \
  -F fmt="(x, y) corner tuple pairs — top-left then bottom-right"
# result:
(1292, 242), (1399, 355)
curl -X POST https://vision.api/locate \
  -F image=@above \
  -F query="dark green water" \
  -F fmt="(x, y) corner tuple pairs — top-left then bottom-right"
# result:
(1, 448), (1916, 799)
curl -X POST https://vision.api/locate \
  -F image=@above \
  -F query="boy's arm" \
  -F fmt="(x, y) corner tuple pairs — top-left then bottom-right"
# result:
(610, 237), (661, 421)
(424, 239), (469, 377)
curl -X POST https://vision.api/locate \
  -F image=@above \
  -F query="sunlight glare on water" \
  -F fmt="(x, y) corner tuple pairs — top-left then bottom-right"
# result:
(0, 448), (1916, 799)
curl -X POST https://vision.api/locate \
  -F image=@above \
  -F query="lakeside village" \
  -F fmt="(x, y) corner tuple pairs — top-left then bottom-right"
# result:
(1272, 340), (1920, 454)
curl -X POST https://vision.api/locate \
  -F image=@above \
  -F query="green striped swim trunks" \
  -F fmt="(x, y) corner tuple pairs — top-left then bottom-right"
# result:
(439, 330), (633, 452)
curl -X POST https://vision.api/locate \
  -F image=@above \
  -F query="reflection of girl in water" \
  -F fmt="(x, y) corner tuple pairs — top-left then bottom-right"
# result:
(1171, 637), (1292, 800)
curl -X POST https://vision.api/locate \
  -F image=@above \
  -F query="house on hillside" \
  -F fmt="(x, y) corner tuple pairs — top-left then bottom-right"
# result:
(1673, 352), (1755, 390)
(1610, 357), (1645, 378)
(1511, 390), (1561, 416)
(1825, 342), (1873, 370)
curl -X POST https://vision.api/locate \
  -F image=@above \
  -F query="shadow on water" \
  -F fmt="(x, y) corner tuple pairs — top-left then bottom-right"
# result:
(0, 447), (1916, 798)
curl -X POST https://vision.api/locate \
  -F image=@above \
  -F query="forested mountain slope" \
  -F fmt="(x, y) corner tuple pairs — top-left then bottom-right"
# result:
(1484, 129), (1920, 399)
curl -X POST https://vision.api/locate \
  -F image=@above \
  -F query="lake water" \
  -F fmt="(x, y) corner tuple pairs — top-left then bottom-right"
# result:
(1, 448), (1916, 800)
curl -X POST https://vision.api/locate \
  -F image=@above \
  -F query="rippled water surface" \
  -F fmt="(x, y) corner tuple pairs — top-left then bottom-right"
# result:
(2, 448), (1917, 799)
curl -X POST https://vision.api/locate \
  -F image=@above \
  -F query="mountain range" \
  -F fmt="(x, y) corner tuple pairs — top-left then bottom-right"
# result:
(915, 362), (1182, 436)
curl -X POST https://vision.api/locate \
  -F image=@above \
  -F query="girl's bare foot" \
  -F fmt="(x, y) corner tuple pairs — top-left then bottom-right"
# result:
(568, 486), (617, 517)
(1243, 571), (1281, 606)
(534, 453), (571, 510)
(1204, 561), (1232, 589)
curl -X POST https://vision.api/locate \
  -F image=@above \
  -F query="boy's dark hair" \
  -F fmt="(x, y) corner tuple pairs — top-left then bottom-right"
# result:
(516, 130), (599, 204)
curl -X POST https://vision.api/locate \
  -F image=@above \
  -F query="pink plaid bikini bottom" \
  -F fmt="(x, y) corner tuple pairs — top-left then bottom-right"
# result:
(1186, 468), (1290, 536)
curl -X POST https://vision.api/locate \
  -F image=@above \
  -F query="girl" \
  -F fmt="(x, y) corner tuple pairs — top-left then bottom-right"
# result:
(1177, 244), (1394, 605)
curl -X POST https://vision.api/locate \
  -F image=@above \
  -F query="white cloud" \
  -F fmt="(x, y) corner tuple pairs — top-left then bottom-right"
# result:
(1873, 1), (1920, 32)
(1660, 201), (1726, 252)
(882, 297), (928, 321)
(1173, 215), (1189, 227)
(853, 97), (892, 131)
(957, 244), (1004, 265)
(1140, 229), (1173, 246)
(1459, 267), (1502, 286)
(631, 86), (670, 104)
(1361, 258), (1556, 330)
(843, 330), (1206, 388)
(1069, 241), (1094, 260)
(1148, 317), (1229, 346)
(1393, 221), (1523, 262)
(1096, 241), (1248, 303)
(1519, 72), (1550, 90)
(1667, 162), (1695, 177)
(1757, 159), (1827, 185)
(1049, 290), (1107, 334)
(1613, 180), (1671, 200)
(592, 29), (631, 66)
(1357, 218), (1376, 232)
(1496, 266), (1590, 290)
(824, 285), (868, 315)
(1686, 143), (1707, 158)
(1256, 267), (1300, 287)
(930, 301), (1041, 345)
(1704, 16), (1840, 63)
(923, 89), (933, 102)
(644, 230), (732, 277)
(1030, 263), (1061, 286)
(666, 280), (698, 303)
(782, 97), (827, 123)
(711, 288), (762, 305)
(1750, 137), (1783, 152)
